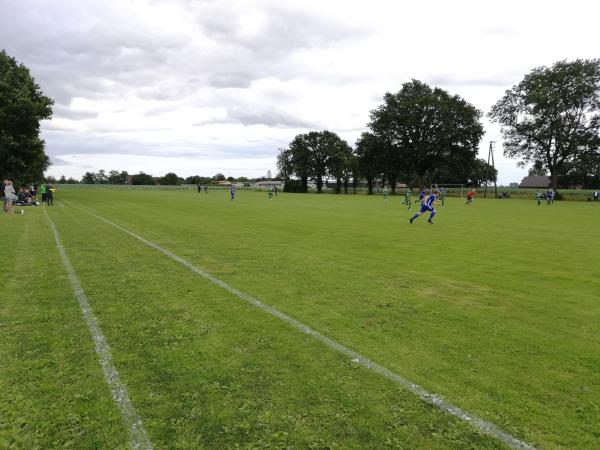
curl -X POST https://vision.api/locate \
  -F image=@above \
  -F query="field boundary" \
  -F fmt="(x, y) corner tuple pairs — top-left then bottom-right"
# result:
(67, 201), (537, 450)
(44, 208), (154, 450)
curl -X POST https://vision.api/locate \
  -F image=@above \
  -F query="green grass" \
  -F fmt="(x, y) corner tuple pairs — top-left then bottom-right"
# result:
(2, 189), (599, 449)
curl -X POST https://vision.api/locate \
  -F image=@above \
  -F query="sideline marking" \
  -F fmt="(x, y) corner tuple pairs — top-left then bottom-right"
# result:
(44, 208), (153, 450)
(69, 202), (536, 450)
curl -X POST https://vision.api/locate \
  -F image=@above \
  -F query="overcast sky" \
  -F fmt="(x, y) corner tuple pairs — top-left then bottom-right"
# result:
(2, 0), (599, 183)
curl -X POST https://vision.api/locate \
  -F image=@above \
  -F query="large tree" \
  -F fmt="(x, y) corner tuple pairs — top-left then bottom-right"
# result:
(160, 172), (181, 185)
(278, 131), (348, 193)
(131, 172), (154, 185)
(369, 80), (484, 187)
(355, 132), (383, 195)
(490, 59), (600, 191)
(0, 50), (53, 184)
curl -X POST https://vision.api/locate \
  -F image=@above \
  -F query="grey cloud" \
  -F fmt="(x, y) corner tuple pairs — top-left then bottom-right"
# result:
(44, 130), (280, 159)
(50, 156), (71, 166)
(227, 107), (317, 128)
(193, 106), (317, 128)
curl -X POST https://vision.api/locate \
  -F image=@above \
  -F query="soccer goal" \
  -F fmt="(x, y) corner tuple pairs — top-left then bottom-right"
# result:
(430, 183), (466, 198)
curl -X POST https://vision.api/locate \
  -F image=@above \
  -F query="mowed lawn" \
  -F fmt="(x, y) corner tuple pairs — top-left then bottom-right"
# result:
(2, 188), (599, 449)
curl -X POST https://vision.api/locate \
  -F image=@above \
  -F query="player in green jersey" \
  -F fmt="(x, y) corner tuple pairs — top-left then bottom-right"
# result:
(535, 190), (542, 206)
(402, 189), (412, 209)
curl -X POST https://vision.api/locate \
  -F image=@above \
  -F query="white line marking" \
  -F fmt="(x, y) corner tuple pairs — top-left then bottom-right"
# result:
(44, 208), (153, 450)
(69, 202), (537, 450)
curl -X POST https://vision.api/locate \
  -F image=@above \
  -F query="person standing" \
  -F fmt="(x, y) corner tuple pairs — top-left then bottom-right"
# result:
(268, 185), (273, 200)
(593, 191), (598, 201)
(45, 183), (54, 206)
(535, 190), (543, 206)
(3, 180), (16, 214)
(383, 185), (389, 201)
(39, 182), (47, 203)
(230, 184), (236, 201)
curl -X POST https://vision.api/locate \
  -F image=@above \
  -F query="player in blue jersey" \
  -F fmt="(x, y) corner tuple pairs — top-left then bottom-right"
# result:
(415, 188), (426, 204)
(409, 190), (438, 224)
(230, 185), (236, 201)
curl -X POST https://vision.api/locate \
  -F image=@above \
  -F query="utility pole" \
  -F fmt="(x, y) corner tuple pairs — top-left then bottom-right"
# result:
(484, 141), (497, 199)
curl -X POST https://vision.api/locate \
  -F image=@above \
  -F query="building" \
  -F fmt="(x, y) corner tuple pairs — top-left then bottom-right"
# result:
(519, 175), (551, 188)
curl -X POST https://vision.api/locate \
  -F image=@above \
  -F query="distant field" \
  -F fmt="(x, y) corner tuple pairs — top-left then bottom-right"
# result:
(1, 189), (599, 449)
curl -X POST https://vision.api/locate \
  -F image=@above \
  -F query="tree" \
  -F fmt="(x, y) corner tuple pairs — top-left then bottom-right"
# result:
(355, 132), (383, 194)
(276, 148), (293, 181)
(131, 172), (155, 185)
(212, 173), (226, 181)
(108, 170), (128, 184)
(59, 175), (67, 184)
(490, 59), (600, 191)
(284, 135), (311, 192)
(327, 138), (353, 193)
(0, 50), (53, 184)
(468, 158), (498, 187)
(81, 171), (97, 184)
(160, 172), (181, 185)
(369, 80), (484, 187)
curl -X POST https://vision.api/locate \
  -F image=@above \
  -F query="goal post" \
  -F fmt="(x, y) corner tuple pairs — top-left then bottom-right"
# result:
(430, 183), (466, 198)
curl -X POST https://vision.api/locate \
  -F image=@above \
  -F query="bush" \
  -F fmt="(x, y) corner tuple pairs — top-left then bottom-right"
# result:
(283, 180), (307, 193)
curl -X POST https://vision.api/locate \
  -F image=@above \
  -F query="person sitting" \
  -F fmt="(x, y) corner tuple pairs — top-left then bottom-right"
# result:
(16, 187), (33, 205)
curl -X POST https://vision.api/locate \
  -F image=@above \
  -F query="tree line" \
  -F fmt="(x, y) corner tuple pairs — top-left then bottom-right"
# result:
(57, 170), (261, 185)
(277, 80), (496, 194)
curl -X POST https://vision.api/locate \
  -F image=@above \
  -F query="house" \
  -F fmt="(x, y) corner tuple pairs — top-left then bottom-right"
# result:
(519, 175), (551, 188)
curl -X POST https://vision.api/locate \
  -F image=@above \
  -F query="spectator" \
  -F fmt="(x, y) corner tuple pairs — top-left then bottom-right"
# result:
(594, 191), (599, 201)
(45, 183), (54, 206)
(39, 182), (47, 203)
(3, 180), (16, 214)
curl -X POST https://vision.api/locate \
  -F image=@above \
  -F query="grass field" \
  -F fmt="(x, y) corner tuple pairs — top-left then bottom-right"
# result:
(1, 189), (599, 449)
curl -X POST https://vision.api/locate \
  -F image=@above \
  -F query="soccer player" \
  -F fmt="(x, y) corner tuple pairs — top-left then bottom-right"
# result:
(230, 185), (236, 201)
(268, 185), (273, 200)
(402, 189), (412, 210)
(410, 190), (438, 224)
(535, 190), (542, 206)
(439, 187), (446, 206)
(383, 186), (389, 201)
(465, 189), (475, 205)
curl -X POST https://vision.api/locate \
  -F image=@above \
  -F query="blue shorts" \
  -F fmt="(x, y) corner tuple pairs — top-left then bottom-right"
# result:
(420, 204), (434, 213)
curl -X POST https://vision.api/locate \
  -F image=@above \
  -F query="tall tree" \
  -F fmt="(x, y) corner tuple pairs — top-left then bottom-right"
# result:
(81, 171), (97, 184)
(355, 132), (383, 195)
(131, 172), (154, 185)
(369, 80), (484, 187)
(490, 59), (600, 190)
(0, 50), (53, 184)
(326, 136), (353, 193)
(160, 172), (181, 185)
(108, 170), (128, 184)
